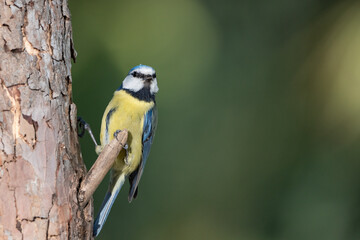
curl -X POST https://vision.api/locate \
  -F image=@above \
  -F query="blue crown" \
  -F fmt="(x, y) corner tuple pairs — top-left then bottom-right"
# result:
(128, 64), (154, 74)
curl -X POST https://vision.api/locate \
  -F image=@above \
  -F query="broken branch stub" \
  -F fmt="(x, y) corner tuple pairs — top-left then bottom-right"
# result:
(78, 130), (128, 208)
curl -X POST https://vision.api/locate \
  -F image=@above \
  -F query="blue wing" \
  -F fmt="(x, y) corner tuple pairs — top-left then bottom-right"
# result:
(128, 106), (158, 202)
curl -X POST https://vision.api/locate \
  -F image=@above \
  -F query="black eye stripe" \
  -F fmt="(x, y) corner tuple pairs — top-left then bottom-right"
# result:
(131, 72), (156, 79)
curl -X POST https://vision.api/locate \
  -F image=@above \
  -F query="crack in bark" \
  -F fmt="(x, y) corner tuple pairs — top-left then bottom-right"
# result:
(61, 17), (67, 65)
(60, 0), (77, 62)
(21, 2), (54, 69)
(6, 83), (26, 88)
(13, 3), (22, 9)
(4, 0), (11, 7)
(11, 48), (23, 53)
(2, 23), (11, 32)
(23, 32), (42, 68)
(48, 79), (53, 99)
(0, 150), (3, 167)
(10, 182), (22, 239)
(46, 11), (53, 56)
(21, 6), (43, 70)
(25, 73), (33, 86)
(3, 37), (10, 52)
(0, 142), (8, 161)
(67, 220), (70, 240)
(0, 79), (21, 143)
(16, 220), (22, 235)
(21, 216), (48, 223)
(0, 80), (38, 151)
(45, 193), (56, 239)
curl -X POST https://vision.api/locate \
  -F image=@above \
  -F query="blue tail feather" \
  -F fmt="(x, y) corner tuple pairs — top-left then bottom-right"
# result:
(93, 174), (125, 237)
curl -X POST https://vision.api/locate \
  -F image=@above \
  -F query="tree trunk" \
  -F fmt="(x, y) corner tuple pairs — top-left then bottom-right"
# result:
(0, 0), (93, 239)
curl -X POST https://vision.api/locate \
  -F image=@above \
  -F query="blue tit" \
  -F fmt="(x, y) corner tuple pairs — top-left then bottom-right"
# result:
(93, 65), (159, 237)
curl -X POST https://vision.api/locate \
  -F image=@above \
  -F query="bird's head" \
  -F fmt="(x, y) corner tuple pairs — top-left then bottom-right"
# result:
(121, 65), (159, 95)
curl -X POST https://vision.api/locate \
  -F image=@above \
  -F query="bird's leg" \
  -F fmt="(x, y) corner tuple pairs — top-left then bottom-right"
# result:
(78, 117), (100, 154)
(114, 130), (130, 165)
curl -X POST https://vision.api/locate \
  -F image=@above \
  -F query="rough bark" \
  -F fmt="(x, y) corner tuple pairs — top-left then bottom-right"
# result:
(0, 0), (93, 239)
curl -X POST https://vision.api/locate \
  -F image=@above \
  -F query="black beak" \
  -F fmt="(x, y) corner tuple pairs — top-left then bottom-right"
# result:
(144, 75), (153, 83)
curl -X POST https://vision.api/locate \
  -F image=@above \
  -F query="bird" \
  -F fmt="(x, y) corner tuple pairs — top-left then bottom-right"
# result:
(92, 64), (158, 237)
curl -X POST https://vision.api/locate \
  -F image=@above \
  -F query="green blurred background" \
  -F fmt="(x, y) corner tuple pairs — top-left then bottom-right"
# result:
(70, 0), (360, 239)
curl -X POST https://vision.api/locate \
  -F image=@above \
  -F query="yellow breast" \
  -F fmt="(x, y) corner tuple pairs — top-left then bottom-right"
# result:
(100, 90), (154, 175)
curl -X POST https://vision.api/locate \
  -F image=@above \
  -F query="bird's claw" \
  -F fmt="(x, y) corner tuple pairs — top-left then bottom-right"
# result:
(77, 117), (86, 137)
(77, 117), (99, 148)
(123, 143), (130, 165)
(113, 129), (122, 137)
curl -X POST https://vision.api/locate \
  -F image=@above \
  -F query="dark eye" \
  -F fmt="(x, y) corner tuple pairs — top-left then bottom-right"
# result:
(152, 73), (156, 78)
(132, 71), (138, 77)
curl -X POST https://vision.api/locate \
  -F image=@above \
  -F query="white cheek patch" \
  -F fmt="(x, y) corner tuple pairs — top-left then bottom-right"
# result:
(150, 78), (159, 94)
(122, 76), (143, 92)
